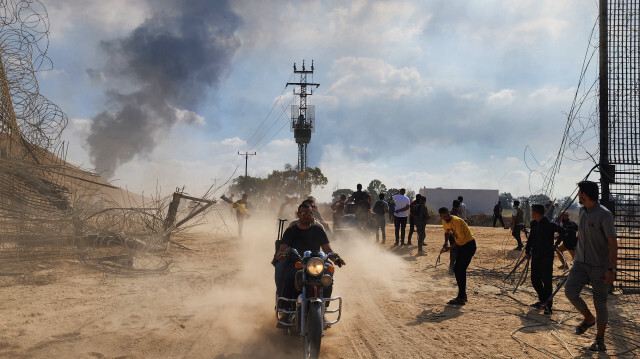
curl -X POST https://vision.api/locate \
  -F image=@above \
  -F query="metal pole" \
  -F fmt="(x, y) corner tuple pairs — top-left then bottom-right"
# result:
(599, 0), (612, 210)
(237, 151), (257, 178)
(237, 151), (256, 193)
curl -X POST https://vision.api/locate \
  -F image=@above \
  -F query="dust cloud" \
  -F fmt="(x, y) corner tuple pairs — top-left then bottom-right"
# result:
(182, 214), (295, 358)
(330, 231), (410, 300)
(181, 213), (409, 358)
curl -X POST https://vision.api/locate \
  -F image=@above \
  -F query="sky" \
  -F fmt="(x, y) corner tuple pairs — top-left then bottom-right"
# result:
(32, 0), (602, 202)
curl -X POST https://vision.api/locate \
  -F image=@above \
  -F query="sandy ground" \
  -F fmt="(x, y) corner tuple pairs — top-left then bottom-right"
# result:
(1, 215), (639, 359)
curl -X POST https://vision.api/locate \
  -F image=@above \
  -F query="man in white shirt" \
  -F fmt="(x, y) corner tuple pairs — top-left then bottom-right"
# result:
(392, 189), (411, 245)
(458, 196), (467, 220)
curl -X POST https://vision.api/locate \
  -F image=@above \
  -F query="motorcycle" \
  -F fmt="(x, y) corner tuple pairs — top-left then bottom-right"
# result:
(275, 249), (343, 359)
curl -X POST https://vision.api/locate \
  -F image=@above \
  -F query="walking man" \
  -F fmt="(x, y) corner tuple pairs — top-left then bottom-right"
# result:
(392, 189), (411, 245)
(236, 194), (249, 236)
(439, 207), (477, 305)
(510, 200), (525, 250)
(556, 211), (578, 269)
(349, 184), (369, 230)
(415, 196), (430, 253)
(523, 199), (531, 228)
(525, 204), (565, 315)
(372, 193), (389, 243)
(564, 181), (617, 352)
(407, 194), (422, 245)
(493, 201), (505, 228)
(458, 196), (467, 220)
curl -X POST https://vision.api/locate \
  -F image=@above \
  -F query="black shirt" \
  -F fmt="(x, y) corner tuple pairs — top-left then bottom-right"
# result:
(415, 204), (430, 225)
(525, 217), (565, 259)
(558, 219), (578, 249)
(281, 225), (329, 256)
(352, 190), (368, 207)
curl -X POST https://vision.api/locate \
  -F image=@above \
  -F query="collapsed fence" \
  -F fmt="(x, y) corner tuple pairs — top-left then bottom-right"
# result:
(0, 0), (221, 280)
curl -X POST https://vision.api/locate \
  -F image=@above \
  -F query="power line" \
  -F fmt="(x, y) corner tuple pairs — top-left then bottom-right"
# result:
(525, 13), (601, 199)
(251, 95), (295, 151)
(245, 72), (294, 148)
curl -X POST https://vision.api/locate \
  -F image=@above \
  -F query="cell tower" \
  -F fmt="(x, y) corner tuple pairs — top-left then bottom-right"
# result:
(286, 60), (319, 178)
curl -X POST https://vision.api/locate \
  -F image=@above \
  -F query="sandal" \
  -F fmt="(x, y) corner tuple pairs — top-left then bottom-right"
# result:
(323, 316), (332, 330)
(575, 320), (595, 335)
(588, 340), (606, 352)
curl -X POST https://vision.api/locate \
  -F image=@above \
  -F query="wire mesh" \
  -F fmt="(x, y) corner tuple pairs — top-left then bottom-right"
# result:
(607, 0), (640, 293)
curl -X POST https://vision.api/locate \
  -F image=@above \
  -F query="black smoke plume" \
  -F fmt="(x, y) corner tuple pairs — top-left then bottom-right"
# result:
(86, 0), (241, 178)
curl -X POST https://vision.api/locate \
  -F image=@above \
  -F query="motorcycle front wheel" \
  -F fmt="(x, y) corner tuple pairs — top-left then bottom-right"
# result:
(303, 301), (323, 359)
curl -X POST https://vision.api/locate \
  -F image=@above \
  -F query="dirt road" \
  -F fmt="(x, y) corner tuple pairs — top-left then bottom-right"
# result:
(1, 218), (638, 358)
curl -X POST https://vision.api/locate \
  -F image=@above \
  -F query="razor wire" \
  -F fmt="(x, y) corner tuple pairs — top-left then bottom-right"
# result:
(524, 15), (602, 200)
(0, 1), (231, 278)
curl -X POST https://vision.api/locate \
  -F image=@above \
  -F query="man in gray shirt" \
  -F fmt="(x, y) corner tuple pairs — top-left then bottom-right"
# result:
(564, 181), (617, 352)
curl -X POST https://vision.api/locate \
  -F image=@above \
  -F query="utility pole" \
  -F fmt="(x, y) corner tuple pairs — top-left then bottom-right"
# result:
(286, 60), (319, 186)
(237, 151), (256, 194)
(237, 151), (257, 178)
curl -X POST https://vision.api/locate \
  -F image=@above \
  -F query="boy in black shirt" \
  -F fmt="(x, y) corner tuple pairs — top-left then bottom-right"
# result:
(525, 204), (565, 315)
(555, 211), (578, 269)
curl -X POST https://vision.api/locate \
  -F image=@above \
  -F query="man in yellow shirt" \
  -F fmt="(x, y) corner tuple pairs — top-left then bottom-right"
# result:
(439, 207), (477, 305)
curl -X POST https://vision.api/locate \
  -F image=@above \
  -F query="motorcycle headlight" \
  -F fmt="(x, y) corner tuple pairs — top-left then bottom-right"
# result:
(306, 257), (324, 276)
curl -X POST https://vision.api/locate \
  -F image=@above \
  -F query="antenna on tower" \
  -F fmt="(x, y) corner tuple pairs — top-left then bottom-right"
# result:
(286, 59), (320, 180)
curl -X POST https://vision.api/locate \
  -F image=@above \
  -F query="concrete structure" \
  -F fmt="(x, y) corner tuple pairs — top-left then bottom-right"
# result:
(419, 188), (499, 215)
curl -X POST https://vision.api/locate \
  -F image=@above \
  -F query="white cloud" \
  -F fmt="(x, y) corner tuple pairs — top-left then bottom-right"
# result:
(326, 1), (431, 45)
(267, 138), (295, 148)
(219, 137), (247, 147)
(326, 57), (432, 103)
(528, 86), (576, 104)
(235, 0), (431, 52)
(47, 0), (150, 39)
(457, 1), (578, 48)
(487, 89), (516, 106)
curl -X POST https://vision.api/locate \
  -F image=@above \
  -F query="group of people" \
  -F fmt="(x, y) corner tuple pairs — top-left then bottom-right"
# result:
(271, 180), (618, 352)
(516, 181), (617, 352)
(333, 185), (477, 305)
(330, 186), (437, 254)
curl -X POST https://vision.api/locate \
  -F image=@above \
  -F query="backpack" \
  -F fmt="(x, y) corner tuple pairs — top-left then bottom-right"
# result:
(372, 200), (385, 215)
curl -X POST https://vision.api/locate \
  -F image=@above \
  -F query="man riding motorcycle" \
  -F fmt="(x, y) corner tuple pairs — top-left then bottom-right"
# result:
(274, 202), (346, 316)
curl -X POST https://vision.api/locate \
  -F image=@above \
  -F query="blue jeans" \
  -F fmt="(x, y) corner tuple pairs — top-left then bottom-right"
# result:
(274, 259), (334, 304)
(275, 260), (299, 301)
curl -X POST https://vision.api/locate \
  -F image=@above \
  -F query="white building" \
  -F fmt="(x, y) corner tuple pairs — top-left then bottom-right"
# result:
(419, 188), (499, 215)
